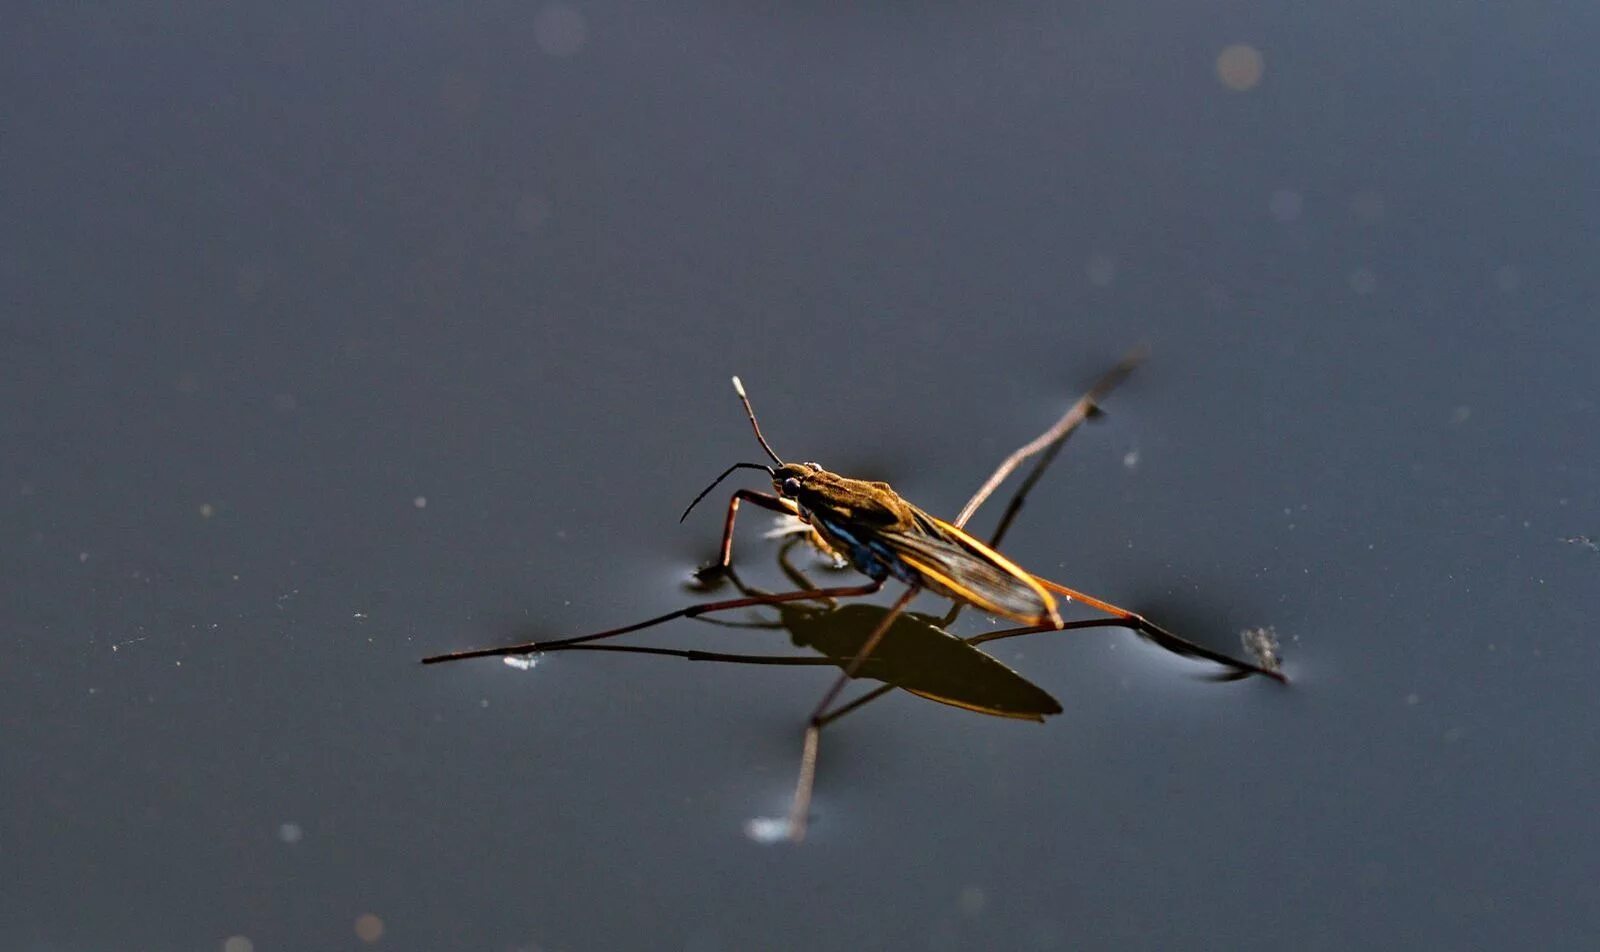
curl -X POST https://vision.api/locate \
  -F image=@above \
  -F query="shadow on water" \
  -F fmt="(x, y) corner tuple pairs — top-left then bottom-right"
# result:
(530, 538), (1275, 722)
(518, 539), (1063, 721)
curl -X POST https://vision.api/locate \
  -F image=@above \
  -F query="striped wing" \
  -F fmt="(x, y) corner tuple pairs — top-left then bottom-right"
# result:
(875, 513), (1059, 625)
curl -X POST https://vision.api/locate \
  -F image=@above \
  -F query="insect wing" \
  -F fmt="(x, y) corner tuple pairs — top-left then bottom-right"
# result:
(876, 515), (1058, 625)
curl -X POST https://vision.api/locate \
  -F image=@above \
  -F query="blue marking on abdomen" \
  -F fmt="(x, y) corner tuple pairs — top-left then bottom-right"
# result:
(814, 517), (920, 585)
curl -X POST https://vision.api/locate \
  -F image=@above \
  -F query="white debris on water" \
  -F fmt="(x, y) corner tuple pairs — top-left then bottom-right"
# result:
(502, 654), (541, 671)
(1241, 627), (1283, 675)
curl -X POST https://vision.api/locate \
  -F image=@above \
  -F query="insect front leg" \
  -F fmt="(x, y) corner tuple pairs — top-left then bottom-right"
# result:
(695, 489), (797, 580)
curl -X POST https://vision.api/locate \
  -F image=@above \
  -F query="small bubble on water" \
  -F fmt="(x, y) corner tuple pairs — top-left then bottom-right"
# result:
(413, 496), (427, 509)
(277, 822), (303, 844)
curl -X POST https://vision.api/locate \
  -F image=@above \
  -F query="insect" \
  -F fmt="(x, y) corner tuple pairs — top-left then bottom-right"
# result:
(423, 352), (1287, 841)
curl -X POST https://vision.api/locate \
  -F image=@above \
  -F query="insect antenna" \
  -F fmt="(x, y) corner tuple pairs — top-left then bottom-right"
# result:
(731, 375), (784, 466)
(680, 462), (775, 522)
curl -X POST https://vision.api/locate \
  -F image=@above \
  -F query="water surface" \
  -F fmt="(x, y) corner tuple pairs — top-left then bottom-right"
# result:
(4, 3), (1598, 949)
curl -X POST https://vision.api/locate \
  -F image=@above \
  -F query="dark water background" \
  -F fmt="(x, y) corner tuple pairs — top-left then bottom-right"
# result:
(5, 3), (1598, 950)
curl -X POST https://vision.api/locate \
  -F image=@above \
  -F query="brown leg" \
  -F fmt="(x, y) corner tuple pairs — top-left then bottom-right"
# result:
(1034, 578), (1287, 683)
(937, 346), (1144, 629)
(785, 585), (921, 842)
(526, 644), (843, 666)
(953, 345), (1146, 528)
(712, 489), (796, 571)
(791, 609), (1283, 804)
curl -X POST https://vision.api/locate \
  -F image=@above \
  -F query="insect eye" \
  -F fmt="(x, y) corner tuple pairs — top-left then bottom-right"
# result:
(782, 477), (801, 496)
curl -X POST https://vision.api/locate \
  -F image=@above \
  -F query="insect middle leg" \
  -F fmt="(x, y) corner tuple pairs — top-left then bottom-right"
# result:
(420, 578), (884, 664)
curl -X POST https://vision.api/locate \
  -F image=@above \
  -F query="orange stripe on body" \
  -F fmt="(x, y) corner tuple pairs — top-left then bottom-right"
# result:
(900, 552), (1060, 628)
(922, 517), (1062, 627)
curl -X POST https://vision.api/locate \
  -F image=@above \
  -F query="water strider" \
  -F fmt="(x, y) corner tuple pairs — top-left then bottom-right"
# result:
(424, 350), (1287, 841)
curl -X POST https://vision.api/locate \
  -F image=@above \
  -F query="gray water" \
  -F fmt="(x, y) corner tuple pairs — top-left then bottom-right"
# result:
(5, 3), (1598, 950)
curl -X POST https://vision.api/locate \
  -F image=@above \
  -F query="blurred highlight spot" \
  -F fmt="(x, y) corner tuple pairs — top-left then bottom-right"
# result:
(535, 4), (587, 57)
(517, 194), (552, 232)
(1216, 44), (1264, 91)
(1351, 190), (1386, 223)
(222, 937), (254, 952)
(235, 264), (267, 301)
(1085, 253), (1116, 288)
(436, 71), (483, 115)
(1269, 189), (1303, 223)
(355, 913), (385, 943)
(745, 816), (791, 844)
